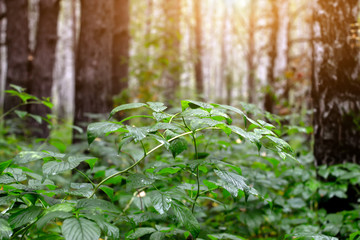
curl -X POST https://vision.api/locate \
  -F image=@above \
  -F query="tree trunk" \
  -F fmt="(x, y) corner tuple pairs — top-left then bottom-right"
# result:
(283, 0), (291, 100)
(0, 0), (5, 110)
(163, 0), (181, 102)
(246, 0), (257, 104)
(74, 0), (113, 132)
(194, 0), (203, 98)
(30, 0), (60, 137)
(313, 0), (360, 166)
(112, 0), (129, 98)
(264, 0), (279, 113)
(4, 0), (30, 112)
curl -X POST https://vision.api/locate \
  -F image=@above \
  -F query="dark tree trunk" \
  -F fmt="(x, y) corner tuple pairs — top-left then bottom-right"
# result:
(163, 0), (181, 102)
(4, 0), (30, 112)
(246, 0), (257, 104)
(74, 0), (113, 132)
(29, 0), (60, 137)
(112, 0), (129, 97)
(313, 0), (360, 166)
(264, 0), (279, 113)
(194, 0), (203, 98)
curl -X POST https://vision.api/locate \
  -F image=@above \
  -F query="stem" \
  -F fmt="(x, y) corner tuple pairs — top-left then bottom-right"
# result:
(169, 112), (180, 124)
(88, 127), (220, 198)
(74, 169), (95, 188)
(89, 130), (191, 198)
(0, 102), (26, 120)
(204, 132), (214, 152)
(122, 188), (146, 213)
(0, 101), (44, 120)
(140, 141), (146, 156)
(119, 115), (154, 123)
(191, 134), (200, 213)
(119, 150), (137, 164)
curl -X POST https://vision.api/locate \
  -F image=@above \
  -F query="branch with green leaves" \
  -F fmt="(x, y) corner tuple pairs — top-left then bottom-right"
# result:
(88, 126), (218, 199)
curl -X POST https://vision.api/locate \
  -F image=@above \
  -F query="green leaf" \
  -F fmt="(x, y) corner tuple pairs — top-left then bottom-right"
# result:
(208, 233), (246, 240)
(181, 100), (213, 111)
(214, 169), (250, 197)
(37, 211), (72, 229)
(87, 122), (123, 145)
(28, 179), (56, 190)
(150, 232), (166, 240)
(262, 135), (293, 153)
(150, 191), (172, 214)
(149, 123), (182, 132)
(181, 108), (210, 118)
(110, 103), (147, 118)
(153, 112), (170, 122)
(0, 196), (16, 206)
(228, 125), (261, 144)
(126, 125), (147, 142)
(219, 104), (245, 117)
(172, 202), (200, 238)
(156, 167), (181, 175)
(127, 173), (155, 190)
(350, 231), (360, 240)
(41, 100), (53, 109)
(100, 186), (114, 201)
(0, 160), (12, 174)
(289, 234), (338, 240)
(1, 168), (26, 183)
(84, 215), (119, 239)
(29, 114), (42, 124)
(14, 110), (27, 119)
(9, 206), (43, 228)
(288, 198), (306, 209)
(190, 118), (224, 130)
(167, 131), (188, 158)
(46, 202), (75, 213)
(76, 199), (120, 213)
(14, 151), (64, 164)
(10, 84), (25, 92)
(169, 138), (187, 158)
(0, 218), (12, 240)
(34, 235), (62, 240)
(210, 109), (232, 124)
(0, 175), (16, 184)
(85, 158), (98, 170)
(203, 180), (218, 191)
(147, 102), (167, 112)
(43, 156), (97, 175)
(126, 227), (156, 239)
(62, 217), (101, 240)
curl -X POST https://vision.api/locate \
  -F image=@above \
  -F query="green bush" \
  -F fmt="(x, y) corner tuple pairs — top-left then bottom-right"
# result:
(1, 88), (359, 240)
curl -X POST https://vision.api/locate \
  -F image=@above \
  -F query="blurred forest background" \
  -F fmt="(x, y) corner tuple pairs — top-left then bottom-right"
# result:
(0, 0), (314, 125)
(1, 0), (360, 165)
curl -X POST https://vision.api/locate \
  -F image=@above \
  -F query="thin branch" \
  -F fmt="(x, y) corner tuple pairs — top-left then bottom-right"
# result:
(88, 127), (220, 198)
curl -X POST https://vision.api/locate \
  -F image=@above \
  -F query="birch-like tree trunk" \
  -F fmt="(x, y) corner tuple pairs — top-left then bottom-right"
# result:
(264, 0), (279, 113)
(194, 0), (204, 98)
(162, 0), (181, 102)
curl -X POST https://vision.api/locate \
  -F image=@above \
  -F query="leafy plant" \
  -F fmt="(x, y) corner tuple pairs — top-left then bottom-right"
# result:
(0, 99), (296, 239)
